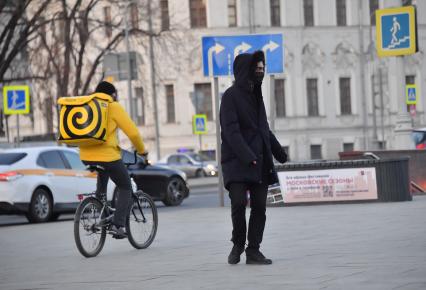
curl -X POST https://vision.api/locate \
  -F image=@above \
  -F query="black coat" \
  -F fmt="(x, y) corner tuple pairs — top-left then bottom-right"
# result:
(220, 51), (287, 190)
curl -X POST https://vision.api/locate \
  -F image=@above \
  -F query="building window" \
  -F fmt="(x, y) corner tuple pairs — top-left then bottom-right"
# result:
(343, 143), (354, 152)
(339, 77), (352, 115)
(194, 83), (213, 120)
(307, 78), (319, 116)
(336, 0), (346, 26)
(406, 75), (415, 113)
(310, 145), (322, 160)
(275, 79), (286, 117)
(304, 0), (314, 27)
(104, 6), (112, 37)
(130, 3), (139, 29)
(165, 85), (176, 123)
(161, 0), (170, 30)
(369, 0), (379, 26)
(270, 0), (281, 27)
(228, 0), (237, 27)
(189, 0), (207, 28)
(135, 87), (145, 125)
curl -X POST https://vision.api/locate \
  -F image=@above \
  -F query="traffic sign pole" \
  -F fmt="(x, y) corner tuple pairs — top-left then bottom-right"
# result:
(16, 115), (20, 147)
(269, 75), (276, 132)
(375, 6), (418, 149)
(3, 85), (30, 147)
(213, 77), (225, 207)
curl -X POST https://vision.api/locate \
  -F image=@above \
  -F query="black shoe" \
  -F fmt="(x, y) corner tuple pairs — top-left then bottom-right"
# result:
(110, 224), (127, 239)
(228, 245), (245, 265)
(245, 248), (272, 265)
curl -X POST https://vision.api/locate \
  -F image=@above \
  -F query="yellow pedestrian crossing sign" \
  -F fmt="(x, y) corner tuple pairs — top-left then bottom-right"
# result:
(3, 85), (30, 115)
(376, 6), (418, 57)
(406, 84), (417, 105)
(193, 114), (207, 135)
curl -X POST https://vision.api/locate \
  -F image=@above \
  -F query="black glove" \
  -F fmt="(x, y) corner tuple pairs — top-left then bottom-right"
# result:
(139, 152), (149, 165)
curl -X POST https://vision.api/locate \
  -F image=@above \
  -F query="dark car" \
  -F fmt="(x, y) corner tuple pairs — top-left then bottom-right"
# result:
(121, 150), (190, 206)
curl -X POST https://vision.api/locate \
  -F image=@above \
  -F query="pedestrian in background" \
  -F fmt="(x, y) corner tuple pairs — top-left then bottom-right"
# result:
(220, 50), (288, 265)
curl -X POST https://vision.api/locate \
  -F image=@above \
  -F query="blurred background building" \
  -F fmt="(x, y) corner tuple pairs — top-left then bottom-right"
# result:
(0, 0), (425, 161)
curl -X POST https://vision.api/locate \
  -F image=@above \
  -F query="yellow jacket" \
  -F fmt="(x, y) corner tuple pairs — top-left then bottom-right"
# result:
(79, 99), (145, 162)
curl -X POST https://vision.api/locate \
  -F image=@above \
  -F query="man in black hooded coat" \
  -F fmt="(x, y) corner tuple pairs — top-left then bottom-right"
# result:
(220, 50), (288, 265)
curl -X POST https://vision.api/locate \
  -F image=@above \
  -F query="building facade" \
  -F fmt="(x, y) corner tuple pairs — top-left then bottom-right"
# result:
(2, 0), (425, 162)
(138, 0), (426, 161)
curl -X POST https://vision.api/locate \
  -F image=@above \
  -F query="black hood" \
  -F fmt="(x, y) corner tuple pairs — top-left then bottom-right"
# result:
(233, 50), (265, 89)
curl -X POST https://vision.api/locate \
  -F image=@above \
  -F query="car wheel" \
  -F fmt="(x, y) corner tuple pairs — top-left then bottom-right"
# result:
(163, 177), (186, 206)
(27, 188), (53, 223)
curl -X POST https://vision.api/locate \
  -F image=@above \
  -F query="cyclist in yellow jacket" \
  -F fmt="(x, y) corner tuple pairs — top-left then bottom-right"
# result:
(80, 81), (146, 239)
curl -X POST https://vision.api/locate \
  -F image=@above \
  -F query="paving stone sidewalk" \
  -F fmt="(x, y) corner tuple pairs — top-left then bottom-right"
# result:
(1, 196), (426, 290)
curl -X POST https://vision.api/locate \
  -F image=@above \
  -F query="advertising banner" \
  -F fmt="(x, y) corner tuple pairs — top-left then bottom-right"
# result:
(278, 168), (378, 203)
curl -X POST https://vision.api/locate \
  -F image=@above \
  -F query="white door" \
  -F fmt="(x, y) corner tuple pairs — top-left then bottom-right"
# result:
(60, 150), (97, 200)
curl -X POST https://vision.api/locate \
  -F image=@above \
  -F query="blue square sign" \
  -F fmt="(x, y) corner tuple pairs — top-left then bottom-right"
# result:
(7, 90), (26, 110)
(3, 85), (30, 114)
(376, 6), (417, 57)
(381, 13), (410, 50)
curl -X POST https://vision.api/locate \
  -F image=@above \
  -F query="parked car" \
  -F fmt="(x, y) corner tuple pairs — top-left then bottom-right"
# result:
(0, 146), (189, 223)
(121, 150), (189, 206)
(0, 146), (108, 223)
(156, 152), (218, 178)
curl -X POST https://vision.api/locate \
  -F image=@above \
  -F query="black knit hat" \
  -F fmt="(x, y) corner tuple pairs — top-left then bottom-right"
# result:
(95, 81), (116, 96)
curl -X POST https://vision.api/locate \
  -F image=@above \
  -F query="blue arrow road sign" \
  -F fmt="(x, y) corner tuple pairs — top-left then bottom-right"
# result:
(202, 34), (283, 77)
(376, 6), (417, 57)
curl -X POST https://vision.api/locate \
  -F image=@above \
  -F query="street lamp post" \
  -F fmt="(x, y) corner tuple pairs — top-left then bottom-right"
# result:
(120, 0), (135, 121)
(147, 0), (161, 160)
(358, 0), (369, 150)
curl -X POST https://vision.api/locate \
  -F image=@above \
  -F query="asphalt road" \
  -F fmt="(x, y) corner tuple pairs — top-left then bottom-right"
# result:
(0, 183), (226, 227)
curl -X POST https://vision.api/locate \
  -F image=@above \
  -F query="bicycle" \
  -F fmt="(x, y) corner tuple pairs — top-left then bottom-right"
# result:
(73, 151), (158, 258)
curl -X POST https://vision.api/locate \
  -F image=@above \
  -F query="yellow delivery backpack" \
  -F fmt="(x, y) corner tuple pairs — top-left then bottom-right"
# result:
(57, 93), (112, 146)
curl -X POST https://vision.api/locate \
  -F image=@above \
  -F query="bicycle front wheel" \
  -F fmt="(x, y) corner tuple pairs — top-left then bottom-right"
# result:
(74, 197), (106, 258)
(126, 191), (158, 249)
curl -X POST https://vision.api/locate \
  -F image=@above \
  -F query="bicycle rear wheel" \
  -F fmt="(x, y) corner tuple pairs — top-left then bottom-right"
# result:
(126, 191), (158, 249)
(74, 197), (106, 258)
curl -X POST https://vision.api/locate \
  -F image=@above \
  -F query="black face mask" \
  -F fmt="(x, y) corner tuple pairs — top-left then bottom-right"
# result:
(254, 72), (264, 85)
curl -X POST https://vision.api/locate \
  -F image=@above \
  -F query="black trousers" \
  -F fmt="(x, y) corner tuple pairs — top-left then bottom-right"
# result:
(83, 159), (132, 227)
(228, 182), (268, 250)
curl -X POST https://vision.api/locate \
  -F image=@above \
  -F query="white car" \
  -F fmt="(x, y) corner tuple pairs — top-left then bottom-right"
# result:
(0, 146), (114, 223)
(156, 152), (218, 178)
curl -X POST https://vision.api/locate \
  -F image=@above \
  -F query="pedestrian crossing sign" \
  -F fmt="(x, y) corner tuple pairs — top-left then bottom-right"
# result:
(406, 84), (417, 105)
(376, 6), (417, 57)
(3, 85), (30, 115)
(193, 114), (207, 135)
